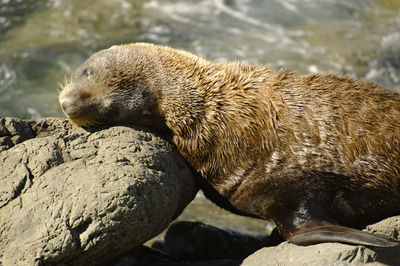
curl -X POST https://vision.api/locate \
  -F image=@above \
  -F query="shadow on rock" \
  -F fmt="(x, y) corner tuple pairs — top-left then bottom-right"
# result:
(117, 221), (282, 266)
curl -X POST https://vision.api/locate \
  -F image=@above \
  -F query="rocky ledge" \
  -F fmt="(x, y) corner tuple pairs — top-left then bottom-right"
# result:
(1, 117), (400, 266)
(0, 117), (197, 265)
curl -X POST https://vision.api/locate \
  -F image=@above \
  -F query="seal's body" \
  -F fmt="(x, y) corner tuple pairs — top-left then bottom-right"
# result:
(59, 43), (400, 246)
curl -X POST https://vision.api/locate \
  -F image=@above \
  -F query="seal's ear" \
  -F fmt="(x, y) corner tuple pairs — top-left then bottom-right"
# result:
(289, 223), (399, 247)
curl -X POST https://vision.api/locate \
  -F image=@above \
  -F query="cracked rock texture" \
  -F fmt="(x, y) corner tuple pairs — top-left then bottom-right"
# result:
(242, 215), (400, 266)
(0, 117), (197, 265)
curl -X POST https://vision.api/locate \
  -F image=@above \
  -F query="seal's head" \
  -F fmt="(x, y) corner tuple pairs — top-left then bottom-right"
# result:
(59, 44), (161, 128)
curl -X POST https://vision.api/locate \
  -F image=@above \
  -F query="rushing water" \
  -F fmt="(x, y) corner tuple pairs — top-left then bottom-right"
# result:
(1, 0), (399, 235)
(0, 0), (399, 119)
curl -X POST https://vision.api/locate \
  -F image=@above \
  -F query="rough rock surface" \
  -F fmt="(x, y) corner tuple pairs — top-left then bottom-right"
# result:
(112, 221), (280, 266)
(242, 215), (400, 266)
(0, 117), (197, 265)
(152, 221), (270, 261)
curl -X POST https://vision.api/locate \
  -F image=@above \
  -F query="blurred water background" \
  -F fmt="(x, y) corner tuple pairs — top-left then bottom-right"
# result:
(0, 0), (399, 120)
(0, 0), (399, 236)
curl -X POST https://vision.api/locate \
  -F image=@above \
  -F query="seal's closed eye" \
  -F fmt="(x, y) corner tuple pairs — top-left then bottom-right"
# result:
(82, 68), (94, 79)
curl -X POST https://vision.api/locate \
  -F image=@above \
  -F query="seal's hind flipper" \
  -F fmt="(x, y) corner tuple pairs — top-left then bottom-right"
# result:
(289, 224), (399, 247)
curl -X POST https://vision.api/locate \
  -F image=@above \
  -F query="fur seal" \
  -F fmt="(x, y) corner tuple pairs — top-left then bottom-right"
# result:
(59, 43), (400, 247)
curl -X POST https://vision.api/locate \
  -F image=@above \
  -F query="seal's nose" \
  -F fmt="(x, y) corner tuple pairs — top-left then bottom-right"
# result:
(60, 97), (72, 115)
(59, 97), (77, 118)
(59, 88), (82, 118)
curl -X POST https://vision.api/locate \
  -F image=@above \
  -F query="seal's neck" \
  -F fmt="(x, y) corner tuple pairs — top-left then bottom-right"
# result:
(156, 49), (212, 137)
(156, 50), (277, 186)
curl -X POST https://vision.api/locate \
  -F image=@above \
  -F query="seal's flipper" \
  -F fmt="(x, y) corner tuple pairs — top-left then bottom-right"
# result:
(289, 224), (399, 247)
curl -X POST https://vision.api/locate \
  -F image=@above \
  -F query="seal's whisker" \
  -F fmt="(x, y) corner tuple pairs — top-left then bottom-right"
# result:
(57, 82), (63, 92)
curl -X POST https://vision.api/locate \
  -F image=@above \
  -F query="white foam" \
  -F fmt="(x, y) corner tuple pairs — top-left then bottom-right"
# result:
(116, 0), (132, 10)
(387, 62), (400, 84)
(144, 0), (206, 25)
(381, 32), (400, 49)
(27, 108), (42, 120)
(0, 63), (17, 91)
(57, 60), (71, 73)
(213, 0), (278, 31)
(280, 0), (299, 13)
(308, 65), (319, 73)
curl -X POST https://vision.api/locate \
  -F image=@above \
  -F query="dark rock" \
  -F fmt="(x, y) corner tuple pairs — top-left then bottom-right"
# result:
(151, 221), (281, 264)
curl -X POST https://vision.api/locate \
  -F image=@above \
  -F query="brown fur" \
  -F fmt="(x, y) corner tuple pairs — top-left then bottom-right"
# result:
(59, 43), (400, 246)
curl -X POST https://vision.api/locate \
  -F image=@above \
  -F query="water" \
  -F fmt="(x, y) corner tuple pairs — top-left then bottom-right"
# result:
(0, 0), (399, 235)
(0, 0), (399, 119)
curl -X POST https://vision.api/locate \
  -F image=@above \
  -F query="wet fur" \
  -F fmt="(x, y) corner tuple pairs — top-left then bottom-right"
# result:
(59, 43), (400, 245)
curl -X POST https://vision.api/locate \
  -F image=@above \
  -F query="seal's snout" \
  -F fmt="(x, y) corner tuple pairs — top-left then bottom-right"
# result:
(59, 89), (77, 117)
(59, 84), (90, 119)
(59, 96), (77, 117)
(59, 87), (99, 127)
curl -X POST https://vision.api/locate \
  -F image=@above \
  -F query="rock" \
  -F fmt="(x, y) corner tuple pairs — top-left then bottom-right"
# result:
(365, 215), (400, 241)
(113, 221), (281, 266)
(151, 221), (279, 263)
(242, 215), (400, 266)
(0, 117), (197, 266)
(242, 242), (376, 266)
(114, 245), (242, 266)
(0, 117), (35, 152)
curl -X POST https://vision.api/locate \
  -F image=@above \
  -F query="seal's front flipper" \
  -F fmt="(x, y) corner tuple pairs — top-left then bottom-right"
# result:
(289, 224), (399, 247)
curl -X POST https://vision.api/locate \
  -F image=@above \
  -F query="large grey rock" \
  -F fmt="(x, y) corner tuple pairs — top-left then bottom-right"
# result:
(0, 117), (197, 265)
(242, 215), (400, 266)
